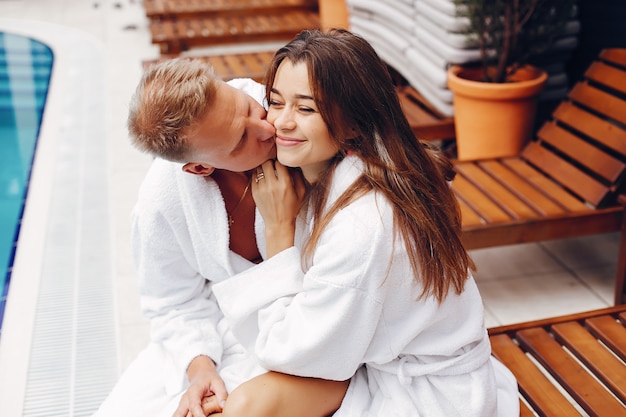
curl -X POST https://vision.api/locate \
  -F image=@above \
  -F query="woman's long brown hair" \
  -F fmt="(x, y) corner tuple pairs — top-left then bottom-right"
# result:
(265, 29), (475, 303)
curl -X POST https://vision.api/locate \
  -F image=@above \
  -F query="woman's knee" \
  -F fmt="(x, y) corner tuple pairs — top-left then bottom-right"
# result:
(220, 372), (349, 417)
(221, 381), (280, 417)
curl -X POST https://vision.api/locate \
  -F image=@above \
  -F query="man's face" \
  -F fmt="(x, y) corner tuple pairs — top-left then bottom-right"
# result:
(186, 81), (276, 172)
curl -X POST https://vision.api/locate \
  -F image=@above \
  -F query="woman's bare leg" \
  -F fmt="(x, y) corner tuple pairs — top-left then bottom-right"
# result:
(207, 371), (349, 417)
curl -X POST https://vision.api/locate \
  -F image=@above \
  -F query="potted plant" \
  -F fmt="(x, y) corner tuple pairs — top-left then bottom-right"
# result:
(448, 0), (577, 160)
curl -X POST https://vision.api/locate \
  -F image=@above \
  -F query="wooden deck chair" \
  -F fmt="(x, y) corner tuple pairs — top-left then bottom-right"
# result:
(451, 48), (626, 304)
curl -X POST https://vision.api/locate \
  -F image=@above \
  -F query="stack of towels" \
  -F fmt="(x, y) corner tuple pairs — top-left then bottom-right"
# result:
(346, 0), (580, 117)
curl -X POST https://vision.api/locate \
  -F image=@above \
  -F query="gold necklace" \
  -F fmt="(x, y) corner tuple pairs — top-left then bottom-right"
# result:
(228, 179), (251, 225)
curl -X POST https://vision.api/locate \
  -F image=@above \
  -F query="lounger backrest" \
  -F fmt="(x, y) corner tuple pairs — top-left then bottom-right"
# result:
(521, 48), (626, 208)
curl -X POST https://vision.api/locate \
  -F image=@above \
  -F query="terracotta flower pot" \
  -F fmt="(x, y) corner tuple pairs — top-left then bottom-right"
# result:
(447, 65), (548, 161)
(318, 0), (350, 31)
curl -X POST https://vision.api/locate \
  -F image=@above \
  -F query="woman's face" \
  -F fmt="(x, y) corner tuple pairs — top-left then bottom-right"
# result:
(267, 59), (339, 183)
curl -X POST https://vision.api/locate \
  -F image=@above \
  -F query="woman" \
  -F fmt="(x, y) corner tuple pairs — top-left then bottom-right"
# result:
(213, 29), (519, 416)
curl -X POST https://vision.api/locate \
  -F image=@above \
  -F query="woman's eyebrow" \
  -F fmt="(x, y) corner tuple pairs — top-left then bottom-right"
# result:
(271, 87), (314, 101)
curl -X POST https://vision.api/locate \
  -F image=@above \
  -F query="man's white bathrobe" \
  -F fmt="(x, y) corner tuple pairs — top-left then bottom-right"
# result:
(92, 79), (268, 417)
(213, 155), (519, 417)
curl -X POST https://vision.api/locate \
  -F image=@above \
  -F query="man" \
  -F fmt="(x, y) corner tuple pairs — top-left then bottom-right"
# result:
(93, 58), (347, 417)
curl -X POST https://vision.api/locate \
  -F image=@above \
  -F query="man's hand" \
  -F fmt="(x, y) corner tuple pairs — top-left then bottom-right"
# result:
(200, 395), (223, 416)
(173, 356), (228, 417)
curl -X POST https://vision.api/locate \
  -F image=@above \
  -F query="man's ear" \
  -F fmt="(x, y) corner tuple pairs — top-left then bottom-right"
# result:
(182, 162), (215, 176)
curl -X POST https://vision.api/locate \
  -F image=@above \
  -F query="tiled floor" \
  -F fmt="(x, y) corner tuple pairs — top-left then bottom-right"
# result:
(0, 0), (620, 414)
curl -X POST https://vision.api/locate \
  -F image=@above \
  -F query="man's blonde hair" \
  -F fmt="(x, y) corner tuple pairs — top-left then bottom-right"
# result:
(128, 58), (219, 162)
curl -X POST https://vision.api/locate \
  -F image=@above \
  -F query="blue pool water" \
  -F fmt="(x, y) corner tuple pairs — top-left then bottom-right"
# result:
(0, 32), (53, 331)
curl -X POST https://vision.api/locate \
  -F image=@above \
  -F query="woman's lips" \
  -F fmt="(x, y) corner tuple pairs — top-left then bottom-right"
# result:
(275, 135), (304, 146)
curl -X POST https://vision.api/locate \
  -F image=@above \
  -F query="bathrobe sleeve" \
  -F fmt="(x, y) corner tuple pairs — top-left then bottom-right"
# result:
(213, 191), (396, 381)
(132, 209), (223, 370)
(130, 79), (266, 392)
(131, 160), (226, 393)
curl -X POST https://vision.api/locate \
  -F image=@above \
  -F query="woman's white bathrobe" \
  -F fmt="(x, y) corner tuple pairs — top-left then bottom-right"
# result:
(93, 79), (269, 417)
(213, 155), (519, 417)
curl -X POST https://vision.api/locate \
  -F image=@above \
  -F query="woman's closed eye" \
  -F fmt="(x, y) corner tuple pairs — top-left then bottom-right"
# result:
(268, 99), (283, 108)
(268, 100), (315, 115)
(298, 106), (316, 113)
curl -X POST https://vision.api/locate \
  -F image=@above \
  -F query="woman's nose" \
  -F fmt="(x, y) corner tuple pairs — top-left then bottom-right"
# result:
(273, 109), (296, 131)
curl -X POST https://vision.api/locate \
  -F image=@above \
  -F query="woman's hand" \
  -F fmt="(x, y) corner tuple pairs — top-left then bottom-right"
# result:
(172, 355), (228, 417)
(252, 160), (306, 258)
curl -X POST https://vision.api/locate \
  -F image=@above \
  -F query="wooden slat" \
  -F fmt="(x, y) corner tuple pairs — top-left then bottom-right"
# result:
(461, 206), (623, 249)
(454, 162), (541, 220)
(537, 121), (626, 183)
(552, 321), (626, 402)
(477, 159), (568, 216)
(521, 141), (611, 207)
(585, 60), (626, 96)
(489, 306), (626, 335)
(187, 18), (206, 38)
(554, 99), (626, 158)
(517, 327), (626, 416)
(254, 14), (276, 34)
(600, 48), (626, 75)
(586, 315), (626, 361)
(451, 169), (513, 224)
(150, 20), (176, 42)
(240, 52), (273, 78)
(490, 334), (581, 416)
(144, 0), (318, 20)
(456, 197), (485, 227)
(568, 82), (626, 132)
(223, 54), (252, 77)
(519, 402), (535, 417)
(207, 53), (271, 81)
(206, 55), (231, 78)
(501, 158), (589, 211)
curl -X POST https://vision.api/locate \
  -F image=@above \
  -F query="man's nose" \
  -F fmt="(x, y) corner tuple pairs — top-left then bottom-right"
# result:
(256, 118), (275, 141)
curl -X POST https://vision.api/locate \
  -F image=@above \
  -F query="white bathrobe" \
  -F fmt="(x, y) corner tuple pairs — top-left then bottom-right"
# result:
(93, 79), (269, 417)
(213, 155), (519, 417)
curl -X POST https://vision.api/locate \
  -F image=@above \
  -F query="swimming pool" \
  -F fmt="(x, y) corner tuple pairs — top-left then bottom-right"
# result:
(0, 32), (53, 333)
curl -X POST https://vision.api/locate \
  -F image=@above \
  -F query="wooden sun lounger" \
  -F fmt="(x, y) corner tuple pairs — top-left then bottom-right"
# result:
(150, 11), (319, 54)
(452, 48), (626, 305)
(144, 0), (320, 54)
(488, 305), (626, 416)
(397, 85), (455, 141)
(144, 0), (318, 21)
(143, 50), (276, 82)
(149, 10), (320, 54)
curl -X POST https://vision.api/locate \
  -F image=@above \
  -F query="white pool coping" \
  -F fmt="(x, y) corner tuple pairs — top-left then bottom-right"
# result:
(0, 19), (116, 416)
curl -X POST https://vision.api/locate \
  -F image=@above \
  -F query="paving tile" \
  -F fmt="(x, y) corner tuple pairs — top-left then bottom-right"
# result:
(476, 271), (609, 325)
(470, 242), (565, 282)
